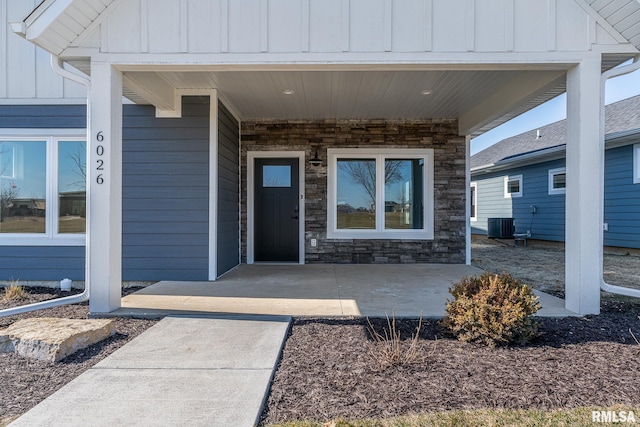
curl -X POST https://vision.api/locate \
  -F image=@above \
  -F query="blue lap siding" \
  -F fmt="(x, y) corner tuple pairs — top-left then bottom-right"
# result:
(122, 96), (210, 281)
(216, 101), (240, 276)
(604, 144), (640, 248)
(0, 98), (219, 282)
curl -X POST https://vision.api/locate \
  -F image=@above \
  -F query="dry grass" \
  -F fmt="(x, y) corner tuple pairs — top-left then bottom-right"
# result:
(366, 312), (426, 370)
(3, 281), (27, 302)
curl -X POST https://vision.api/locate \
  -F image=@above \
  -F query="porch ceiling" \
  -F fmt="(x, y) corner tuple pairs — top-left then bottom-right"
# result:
(119, 67), (569, 136)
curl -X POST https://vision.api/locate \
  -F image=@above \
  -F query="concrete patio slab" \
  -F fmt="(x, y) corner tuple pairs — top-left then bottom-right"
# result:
(113, 264), (578, 318)
(10, 314), (291, 427)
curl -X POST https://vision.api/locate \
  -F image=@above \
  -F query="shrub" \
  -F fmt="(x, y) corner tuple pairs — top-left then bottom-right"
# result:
(3, 280), (27, 302)
(442, 272), (541, 347)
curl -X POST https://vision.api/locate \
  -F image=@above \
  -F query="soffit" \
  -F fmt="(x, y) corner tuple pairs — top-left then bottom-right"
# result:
(20, 0), (117, 55)
(132, 69), (557, 122)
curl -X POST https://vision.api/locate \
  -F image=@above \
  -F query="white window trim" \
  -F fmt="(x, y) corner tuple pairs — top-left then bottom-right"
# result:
(634, 144), (640, 184)
(0, 132), (86, 246)
(504, 174), (523, 198)
(548, 167), (567, 195)
(470, 181), (478, 222)
(327, 148), (434, 240)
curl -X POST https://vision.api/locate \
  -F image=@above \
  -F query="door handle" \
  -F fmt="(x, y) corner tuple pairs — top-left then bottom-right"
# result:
(291, 215), (299, 219)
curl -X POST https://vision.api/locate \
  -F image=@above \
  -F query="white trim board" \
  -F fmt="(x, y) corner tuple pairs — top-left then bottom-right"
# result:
(208, 89), (219, 280)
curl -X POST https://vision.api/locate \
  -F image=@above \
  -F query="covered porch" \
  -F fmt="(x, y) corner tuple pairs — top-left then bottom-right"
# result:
(111, 264), (574, 318)
(10, 0), (640, 318)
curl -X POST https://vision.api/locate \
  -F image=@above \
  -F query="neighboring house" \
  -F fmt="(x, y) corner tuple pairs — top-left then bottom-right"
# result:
(2, 0), (640, 315)
(471, 95), (640, 249)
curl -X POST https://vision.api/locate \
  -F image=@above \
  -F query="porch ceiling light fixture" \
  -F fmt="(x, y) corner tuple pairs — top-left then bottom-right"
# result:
(420, 89), (433, 95)
(282, 89), (296, 95)
(309, 148), (322, 167)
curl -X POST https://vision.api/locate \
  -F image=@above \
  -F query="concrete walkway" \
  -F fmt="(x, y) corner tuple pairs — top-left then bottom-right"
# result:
(10, 315), (291, 427)
(115, 264), (576, 318)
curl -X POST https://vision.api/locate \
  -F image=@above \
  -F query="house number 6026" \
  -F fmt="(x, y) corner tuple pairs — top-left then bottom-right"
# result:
(96, 131), (105, 185)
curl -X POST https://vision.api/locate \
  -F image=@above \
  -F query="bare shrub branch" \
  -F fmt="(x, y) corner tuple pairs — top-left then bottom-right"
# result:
(366, 311), (430, 370)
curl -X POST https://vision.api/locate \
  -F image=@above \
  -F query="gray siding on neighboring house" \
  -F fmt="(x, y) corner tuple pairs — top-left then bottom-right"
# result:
(472, 158), (567, 241)
(217, 101), (240, 276)
(122, 97), (210, 281)
(471, 174), (513, 234)
(604, 144), (640, 248)
(0, 105), (86, 282)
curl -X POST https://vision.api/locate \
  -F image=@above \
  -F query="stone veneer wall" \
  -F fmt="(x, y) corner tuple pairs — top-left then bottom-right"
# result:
(240, 119), (466, 264)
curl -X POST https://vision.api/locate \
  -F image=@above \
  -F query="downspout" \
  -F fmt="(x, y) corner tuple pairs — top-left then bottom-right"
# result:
(0, 55), (91, 317)
(599, 54), (640, 298)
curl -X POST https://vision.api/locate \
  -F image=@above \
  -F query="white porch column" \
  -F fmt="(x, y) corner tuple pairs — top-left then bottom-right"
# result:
(565, 55), (602, 315)
(465, 135), (471, 265)
(87, 61), (123, 313)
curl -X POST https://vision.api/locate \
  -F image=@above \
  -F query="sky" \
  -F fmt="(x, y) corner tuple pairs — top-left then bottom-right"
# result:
(470, 65), (640, 155)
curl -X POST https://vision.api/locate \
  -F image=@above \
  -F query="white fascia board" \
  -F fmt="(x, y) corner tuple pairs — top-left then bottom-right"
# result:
(605, 128), (640, 147)
(9, 22), (26, 36)
(23, 0), (75, 41)
(471, 146), (567, 176)
(101, 52), (599, 71)
(0, 98), (87, 105)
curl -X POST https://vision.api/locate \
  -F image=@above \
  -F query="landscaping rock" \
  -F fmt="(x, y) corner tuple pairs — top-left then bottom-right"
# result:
(0, 318), (115, 362)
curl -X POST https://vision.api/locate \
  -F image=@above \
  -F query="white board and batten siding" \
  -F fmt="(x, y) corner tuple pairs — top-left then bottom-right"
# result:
(3, 0), (632, 100)
(90, 0), (621, 56)
(1, 0), (86, 103)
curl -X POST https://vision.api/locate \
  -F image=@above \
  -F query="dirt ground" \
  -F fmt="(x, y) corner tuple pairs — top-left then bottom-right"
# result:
(471, 235), (640, 297)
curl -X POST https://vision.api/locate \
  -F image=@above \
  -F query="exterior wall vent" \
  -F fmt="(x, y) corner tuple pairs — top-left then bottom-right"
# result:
(487, 218), (515, 239)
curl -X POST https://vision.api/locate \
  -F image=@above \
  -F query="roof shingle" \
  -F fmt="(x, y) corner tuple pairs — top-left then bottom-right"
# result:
(471, 95), (640, 169)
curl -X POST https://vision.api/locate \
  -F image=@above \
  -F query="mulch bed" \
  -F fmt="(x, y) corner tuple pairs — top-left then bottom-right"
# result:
(261, 299), (640, 424)
(2, 287), (640, 425)
(0, 287), (157, 422)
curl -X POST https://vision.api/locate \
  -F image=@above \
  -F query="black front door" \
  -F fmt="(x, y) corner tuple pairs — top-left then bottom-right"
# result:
(254, 158), (299, 262)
